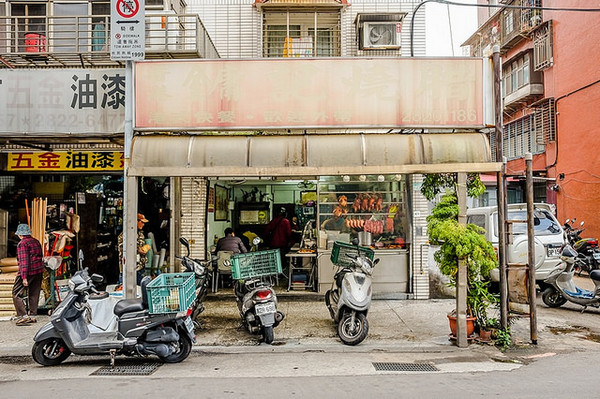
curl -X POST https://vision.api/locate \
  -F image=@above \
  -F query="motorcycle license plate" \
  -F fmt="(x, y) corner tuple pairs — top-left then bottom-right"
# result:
(255, 302), (276, 316)
(593, 253), (600, 261)
(547, 246), (561, 257)
(184, 316), (195, 335)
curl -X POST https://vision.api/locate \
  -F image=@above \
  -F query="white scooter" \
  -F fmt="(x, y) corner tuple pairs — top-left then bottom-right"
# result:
(542, 244), (600, 310)
(325, 240), (379, 345)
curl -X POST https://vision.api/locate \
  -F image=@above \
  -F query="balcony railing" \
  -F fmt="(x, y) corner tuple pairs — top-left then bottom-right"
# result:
(0, 13), (219, 68)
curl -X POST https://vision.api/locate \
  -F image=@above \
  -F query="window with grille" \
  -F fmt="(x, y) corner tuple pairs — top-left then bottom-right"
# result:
(263, 9), (341, 58)
(534, 98), (556, 144)
(534, 20), (553, 71)
(520, 0), (542, 32)
(502, 52), (531, 97)
(502, 114), (545, 160)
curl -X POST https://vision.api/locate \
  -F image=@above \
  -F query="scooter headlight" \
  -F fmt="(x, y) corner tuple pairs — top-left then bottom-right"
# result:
(356, 257), (373, 275)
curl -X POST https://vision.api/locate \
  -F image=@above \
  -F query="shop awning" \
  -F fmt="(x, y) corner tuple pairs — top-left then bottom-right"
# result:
(128, 133), (501, 177)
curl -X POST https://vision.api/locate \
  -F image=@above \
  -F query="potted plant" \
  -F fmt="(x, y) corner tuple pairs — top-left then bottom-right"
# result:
(422, 174), (499, 339)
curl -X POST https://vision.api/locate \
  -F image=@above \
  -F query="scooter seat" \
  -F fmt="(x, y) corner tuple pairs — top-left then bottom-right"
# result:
(564, 287), (595, 299)
(113, 298), (144, 317)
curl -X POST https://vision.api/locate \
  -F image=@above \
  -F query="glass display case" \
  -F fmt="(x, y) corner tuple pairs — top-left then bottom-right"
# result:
(316, 175), (410, 250)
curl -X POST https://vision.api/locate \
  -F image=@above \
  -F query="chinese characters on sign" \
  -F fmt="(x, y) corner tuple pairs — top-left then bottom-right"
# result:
(7, 152), (124, 172)
(135, 58), (487, 130)
(0, 69), (125, 135)
(110, 0), (145, 61)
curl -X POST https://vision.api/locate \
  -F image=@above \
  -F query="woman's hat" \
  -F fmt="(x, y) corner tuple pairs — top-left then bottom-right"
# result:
(15, 224), (32, 236)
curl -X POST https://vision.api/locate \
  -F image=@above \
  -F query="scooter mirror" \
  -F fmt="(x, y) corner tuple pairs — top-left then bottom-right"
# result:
(581, 221), (585, 227)
(91, 274), (104, 284)
(179, 237), (191, 256)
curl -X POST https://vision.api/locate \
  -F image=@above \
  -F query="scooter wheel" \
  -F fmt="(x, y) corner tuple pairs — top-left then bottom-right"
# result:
(542, 287), (567, 308)
(159, 331), (192, 363)
(263, 325), (274, 344)
(338, 312), (369, 346)
(32, 338), (71, 366)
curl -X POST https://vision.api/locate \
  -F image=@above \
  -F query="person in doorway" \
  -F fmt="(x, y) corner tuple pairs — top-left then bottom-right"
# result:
(12, 224), (44, 326)
(118, 213), (151, 285)
(216, 227), (248, 254)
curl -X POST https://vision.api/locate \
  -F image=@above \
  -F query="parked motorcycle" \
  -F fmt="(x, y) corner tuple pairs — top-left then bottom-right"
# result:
(325, 240), (379, 345)
(177, 237), (212, 327)
(542, 244), (600, 310)
(230, 248), (285, 344)
(563, 218), (600, 274)
(32, 268), (195, 366)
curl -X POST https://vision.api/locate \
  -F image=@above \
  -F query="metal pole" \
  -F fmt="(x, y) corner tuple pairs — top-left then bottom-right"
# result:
(456, 172), (468, 347)
(493, 45), (508, 329)
(525, 152), (538, 344)
(123, 60), (137, 299)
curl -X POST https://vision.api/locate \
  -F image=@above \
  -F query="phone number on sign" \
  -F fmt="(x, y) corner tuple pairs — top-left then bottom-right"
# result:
(401, 109), (479, 125)
(4, 113), (123, 131)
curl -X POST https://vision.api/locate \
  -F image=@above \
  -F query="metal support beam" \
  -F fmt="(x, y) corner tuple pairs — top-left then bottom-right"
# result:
(123, 60), (138, 299)
(493, 45), (508, 329)
(456, 172), (468, 348)
(526, 152), (538, 344)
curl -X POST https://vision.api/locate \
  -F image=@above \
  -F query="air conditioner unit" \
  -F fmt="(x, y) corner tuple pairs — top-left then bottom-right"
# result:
(361, 21), (401, 50)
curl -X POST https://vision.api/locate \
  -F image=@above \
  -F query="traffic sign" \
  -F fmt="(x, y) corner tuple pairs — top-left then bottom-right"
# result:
(110, 0), (145, 61)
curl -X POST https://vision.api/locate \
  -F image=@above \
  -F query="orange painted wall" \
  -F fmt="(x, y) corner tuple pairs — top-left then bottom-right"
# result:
(545, 1), (600, 239)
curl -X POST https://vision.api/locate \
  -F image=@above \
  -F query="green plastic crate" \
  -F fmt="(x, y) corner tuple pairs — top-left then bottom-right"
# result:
(330, 241), (374, 267)
(231, 249), (282, 279)
(146, 272), (195, 314)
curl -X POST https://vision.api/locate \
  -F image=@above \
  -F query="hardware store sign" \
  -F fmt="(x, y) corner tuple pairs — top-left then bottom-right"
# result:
(0, 69), (125, 135)
(7, 151), (124, 172)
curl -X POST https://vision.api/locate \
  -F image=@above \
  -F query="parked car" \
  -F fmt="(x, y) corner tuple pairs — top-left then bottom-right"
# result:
(466, 203), (566, 283)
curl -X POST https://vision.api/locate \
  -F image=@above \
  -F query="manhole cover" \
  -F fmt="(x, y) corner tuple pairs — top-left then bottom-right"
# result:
(372, 362), (439, 372)
(91, 362), (162, 376)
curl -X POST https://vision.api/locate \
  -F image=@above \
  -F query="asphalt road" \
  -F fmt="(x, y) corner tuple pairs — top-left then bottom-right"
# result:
(0, 348), (597, 398)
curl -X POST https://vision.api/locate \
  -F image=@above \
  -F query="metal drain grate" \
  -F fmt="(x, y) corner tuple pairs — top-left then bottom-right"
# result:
(91, 363), (162, 376)
(373, 362), (439, 372)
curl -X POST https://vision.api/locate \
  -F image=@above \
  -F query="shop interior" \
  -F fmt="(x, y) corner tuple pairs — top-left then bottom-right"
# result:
(0, 174), (170, 303)
(207, 174), (412, 294)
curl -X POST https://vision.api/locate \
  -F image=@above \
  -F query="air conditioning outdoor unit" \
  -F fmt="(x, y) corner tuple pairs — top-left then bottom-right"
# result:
(361, 21), (401, 50)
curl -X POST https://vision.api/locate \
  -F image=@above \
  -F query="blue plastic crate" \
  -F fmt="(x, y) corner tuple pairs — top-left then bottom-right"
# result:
(146, 272), (195, 314)
(230, 249), (282, 279)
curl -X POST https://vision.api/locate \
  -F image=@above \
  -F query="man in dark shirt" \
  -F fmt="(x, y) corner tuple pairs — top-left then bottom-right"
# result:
(12, 224), (44, 325)
(216, 227), (247, 254)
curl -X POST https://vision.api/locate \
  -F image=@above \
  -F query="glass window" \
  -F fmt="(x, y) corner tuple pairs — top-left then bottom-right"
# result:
(494, 209), (562, 237)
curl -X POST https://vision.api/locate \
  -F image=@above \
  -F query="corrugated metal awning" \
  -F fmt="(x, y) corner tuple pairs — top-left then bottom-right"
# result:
(129, 133), (501, 177)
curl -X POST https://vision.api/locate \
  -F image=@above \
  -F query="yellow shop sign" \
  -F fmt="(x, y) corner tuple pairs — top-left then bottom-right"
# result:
(8, 151), (124, 172)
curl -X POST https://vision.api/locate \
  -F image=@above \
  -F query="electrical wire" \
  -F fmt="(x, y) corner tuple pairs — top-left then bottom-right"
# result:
(410, 0), (600, 56)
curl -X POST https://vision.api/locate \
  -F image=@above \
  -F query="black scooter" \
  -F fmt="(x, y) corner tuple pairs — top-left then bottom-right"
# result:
(32, 268), (196, 366)
(177, 237), (212, 328)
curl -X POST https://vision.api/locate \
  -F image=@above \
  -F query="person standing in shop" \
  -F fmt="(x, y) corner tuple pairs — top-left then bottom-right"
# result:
(118, 213), (151, 285)
(264, 207), (293, 270)
(12, 224), (44, 326)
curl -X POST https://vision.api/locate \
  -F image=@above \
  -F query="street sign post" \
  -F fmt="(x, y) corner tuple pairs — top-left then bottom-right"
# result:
(110, 0), (145, 61)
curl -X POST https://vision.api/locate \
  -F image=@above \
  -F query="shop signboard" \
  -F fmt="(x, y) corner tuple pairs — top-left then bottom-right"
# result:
(110, 0), (145, 60)
(6, 151), (124, 172)
(135, 57), (492, 131)
(0, 69), (125, 135)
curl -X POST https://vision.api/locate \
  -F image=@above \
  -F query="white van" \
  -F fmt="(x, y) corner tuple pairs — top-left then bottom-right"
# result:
(466, 203), (566, 282)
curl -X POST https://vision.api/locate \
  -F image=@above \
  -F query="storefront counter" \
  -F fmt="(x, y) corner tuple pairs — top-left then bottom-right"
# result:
(317, 249), (409, 295)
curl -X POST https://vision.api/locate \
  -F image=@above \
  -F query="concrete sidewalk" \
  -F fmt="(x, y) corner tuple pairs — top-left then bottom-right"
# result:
(2, 291), (600, 360)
